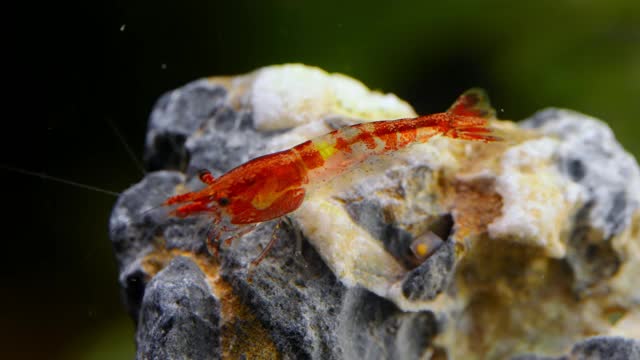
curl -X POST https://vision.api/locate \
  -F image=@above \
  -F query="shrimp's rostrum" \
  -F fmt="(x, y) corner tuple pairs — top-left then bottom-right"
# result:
(164, 88), (500, 264)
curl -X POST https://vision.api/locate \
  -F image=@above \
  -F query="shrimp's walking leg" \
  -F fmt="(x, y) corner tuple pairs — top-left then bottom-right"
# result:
(207, 223), (260, 257)
(208, 224), (258, 257)
(206, 226), (221, 257)
(223, 224), (258, 247)
(250, 219), (285, 268)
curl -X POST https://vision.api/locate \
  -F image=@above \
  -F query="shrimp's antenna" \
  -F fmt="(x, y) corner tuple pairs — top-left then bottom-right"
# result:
(1, 164), (120, 197)
(105, 116), (146, 176)
(105, 117), (180, 203)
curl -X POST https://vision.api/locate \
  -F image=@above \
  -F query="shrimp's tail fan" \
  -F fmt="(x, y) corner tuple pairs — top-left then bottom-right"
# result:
(447, 88), (496, 119)
(445, 88), (501, 142)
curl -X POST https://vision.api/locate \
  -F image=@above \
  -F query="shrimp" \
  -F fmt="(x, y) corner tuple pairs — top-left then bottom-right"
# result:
(165, 88), (500, 266)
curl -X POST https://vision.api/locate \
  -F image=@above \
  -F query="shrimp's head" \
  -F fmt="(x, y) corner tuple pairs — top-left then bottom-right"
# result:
(165, 149), (308, 225)
(163, 169), (231, 219)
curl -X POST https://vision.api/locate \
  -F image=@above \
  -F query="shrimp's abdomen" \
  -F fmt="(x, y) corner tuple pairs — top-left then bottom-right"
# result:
(291, 115), (443, 184)
(291, 111), (497, 186)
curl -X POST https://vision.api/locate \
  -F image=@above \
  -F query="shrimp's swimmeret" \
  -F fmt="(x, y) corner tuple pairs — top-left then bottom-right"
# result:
(164, 88), (501, 266)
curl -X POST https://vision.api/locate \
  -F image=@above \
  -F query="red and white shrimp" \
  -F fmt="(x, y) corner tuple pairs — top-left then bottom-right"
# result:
(164, 88), (500, 266)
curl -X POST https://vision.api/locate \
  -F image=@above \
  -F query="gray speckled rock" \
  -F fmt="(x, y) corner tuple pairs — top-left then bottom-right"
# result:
(569, 336), (640, 360)
(136, 256), (220, 360)
(144, 80), (228, 171)
(109, 65), (640, 360)
(338, 288), (440, 360)
(400, 240), (455, 302)
(221, 222), (346, 359)
(511, 336), (640, 360)
(145, 79), (273, 177)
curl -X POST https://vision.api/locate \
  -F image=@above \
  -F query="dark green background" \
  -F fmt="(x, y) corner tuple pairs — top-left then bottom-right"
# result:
(5, 1), (638, 359)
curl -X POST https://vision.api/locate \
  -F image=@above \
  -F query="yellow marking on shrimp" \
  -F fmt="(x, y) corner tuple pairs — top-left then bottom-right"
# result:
(250, 178), (283, 210)
(314, 140), (338, 160)
(251, 193), (278, 210)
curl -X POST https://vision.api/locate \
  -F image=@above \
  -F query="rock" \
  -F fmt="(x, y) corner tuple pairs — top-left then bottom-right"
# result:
(569, 336), (640, 360)
(511, 336), (640, 360)
(136, 256), (220, 360)
(109, 64), (640, 359)
(522, 109), (640, 292)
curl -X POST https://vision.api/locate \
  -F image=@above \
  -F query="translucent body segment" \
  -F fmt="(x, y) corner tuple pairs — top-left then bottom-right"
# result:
(298, 113), (452, 184)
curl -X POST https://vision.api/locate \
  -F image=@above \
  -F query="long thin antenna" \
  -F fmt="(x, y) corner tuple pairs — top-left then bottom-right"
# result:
(104, 117), (175, 200)
(105, 116), (146, 176)
(2, 165), (120, 197)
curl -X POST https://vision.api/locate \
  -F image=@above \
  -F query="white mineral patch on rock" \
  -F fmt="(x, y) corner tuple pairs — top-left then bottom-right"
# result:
(488, 137), (584, 257)
(295, 191), (406, 294)
(250, 64), (415, 131)
(329, 73), (417, 120)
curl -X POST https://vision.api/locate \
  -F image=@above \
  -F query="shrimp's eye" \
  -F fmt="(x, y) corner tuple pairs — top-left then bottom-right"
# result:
(218, 197), (230, 206)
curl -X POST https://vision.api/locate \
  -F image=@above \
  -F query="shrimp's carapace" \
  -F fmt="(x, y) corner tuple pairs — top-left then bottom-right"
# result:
(164, 88), (500, 264)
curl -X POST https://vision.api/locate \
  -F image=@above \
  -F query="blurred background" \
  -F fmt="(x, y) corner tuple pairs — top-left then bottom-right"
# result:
(5, 0), (638, 358)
